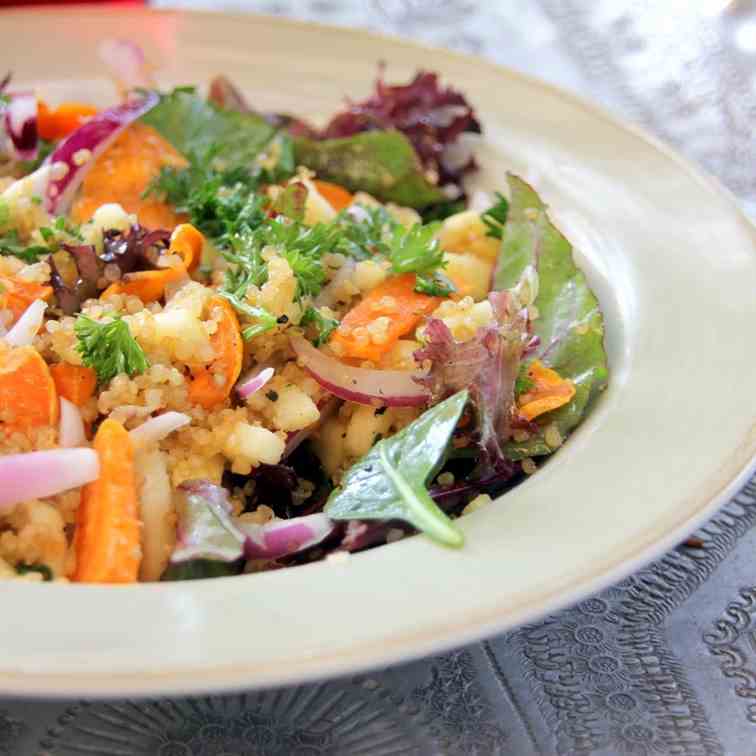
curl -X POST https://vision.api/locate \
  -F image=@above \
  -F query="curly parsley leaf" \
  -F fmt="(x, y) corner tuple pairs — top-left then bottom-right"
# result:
(300, 306), (339, 347)
(226, 217), (340, 300)
(74, 314), (149, 384)
(414, 271), (456, 297)
(333, 204), (396, 261)
(482, 191), (509, 239)
(387, 222), (443, 275)
(218, 290), (277, 340)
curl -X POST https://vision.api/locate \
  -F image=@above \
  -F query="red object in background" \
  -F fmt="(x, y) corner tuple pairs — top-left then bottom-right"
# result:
(0, 1), (144, 6)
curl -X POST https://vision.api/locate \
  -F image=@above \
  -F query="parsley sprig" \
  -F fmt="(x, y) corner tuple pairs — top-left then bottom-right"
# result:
(482, 192), (509, 239)
(300, 306), (339, 346)
(74, 315), (149, 384)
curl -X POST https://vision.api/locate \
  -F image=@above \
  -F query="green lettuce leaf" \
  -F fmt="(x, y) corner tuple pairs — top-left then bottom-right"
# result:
(141, 91), (285, 172)
(294, 131), (446, 208)
(494, 175), (608, 458)
(325, 390), (468, 546)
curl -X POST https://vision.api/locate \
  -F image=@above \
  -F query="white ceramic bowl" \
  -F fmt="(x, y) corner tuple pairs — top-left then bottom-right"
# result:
(2, 7), (756, 698)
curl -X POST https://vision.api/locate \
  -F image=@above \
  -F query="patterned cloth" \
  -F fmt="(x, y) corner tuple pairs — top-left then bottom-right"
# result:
(5, 2), (756, 753)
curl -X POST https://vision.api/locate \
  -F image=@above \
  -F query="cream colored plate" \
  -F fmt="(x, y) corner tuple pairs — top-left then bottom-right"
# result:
(2, 7), (756, 698)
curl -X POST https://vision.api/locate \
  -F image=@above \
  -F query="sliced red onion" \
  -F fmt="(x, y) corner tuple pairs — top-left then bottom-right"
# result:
(2, 91), (38, 161)
(44, 91), (159, 214)
(171, 480), (335, 564)
(236, 366), (274, 400)
(4, 299), (46, 346)
(0, 448), (99, 512)
(237, 513), (335, 560)
(58, 397), (86, 449)
(290, 334), (429, 407)
(129, 411), (191, 449)
(98, 39), (155, 93)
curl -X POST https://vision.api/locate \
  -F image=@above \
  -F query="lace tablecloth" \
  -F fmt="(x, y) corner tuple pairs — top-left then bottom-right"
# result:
(4, 2), (756, 754)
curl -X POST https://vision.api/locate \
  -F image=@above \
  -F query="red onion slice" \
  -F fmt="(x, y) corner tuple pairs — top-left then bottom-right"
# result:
(290, 334), (429, 407)
(4, 299), (46, 346)
(130, 411), (191, 449)
(44, 91), (159, 214)
(0, 448), (100, 512)
(236, 366), (274, 399)
(98, 39), (155, 93)
(58, 397), (86, 449)
(2, 91), (38, 161)
(237, 513), (335, 560)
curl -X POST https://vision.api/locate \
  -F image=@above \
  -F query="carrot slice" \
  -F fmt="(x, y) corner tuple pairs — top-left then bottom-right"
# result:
(167, 223), (203, 274)
(50, 364), (96, 407)
(0, 276), (53, 324)
(37, 101), (98, 141)
(188, 295), (243, 409)
(330, 273), (440, 362)
(313, 180), (354, 212)
(100, 266), (185, 304)
(518, 360), (576, 421)
(100, 223), (205, 304)
(71, 122), (187, 230)
(73, 418), (141, 583)
(0, 346), (58, 430)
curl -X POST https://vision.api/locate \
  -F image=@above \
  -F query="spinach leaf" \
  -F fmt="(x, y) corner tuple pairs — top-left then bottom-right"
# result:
(294, 131), (446, 209)
(16, 563), (53, 581)
(161, 560), (240, 581)
(325, 390), (468, 546)
(141, 91), (284, 172)
(494, 174), (608, 458)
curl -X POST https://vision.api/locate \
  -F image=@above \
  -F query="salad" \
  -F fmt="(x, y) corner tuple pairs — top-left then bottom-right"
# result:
(0, 42), (607, 583)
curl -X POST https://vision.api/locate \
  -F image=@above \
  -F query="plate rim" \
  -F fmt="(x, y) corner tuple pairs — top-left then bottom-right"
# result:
(1, 5), (756, 698)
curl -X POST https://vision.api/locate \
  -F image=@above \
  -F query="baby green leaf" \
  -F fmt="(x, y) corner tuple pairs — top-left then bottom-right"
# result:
(294, 131), (446, 208)
(325, 390), (468, 546)
(141, 90), (279, 171)
(494, 175), (608, 458)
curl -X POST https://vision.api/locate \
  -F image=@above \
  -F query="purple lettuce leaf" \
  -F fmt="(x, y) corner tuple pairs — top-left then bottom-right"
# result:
(414, 291), (530, 476)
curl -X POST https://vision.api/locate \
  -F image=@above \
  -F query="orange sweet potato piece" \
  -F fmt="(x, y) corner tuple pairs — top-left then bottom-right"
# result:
(71, 122), (187, 230)
(518, 360), (575, 421)
(0, 346), (58, 431)
(330, 273), (439, 362)
(73, 418), (141, 583)
(188, 296), (243, 409)
(0, 276), (53, 325)
(49, 364), (96, 407)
